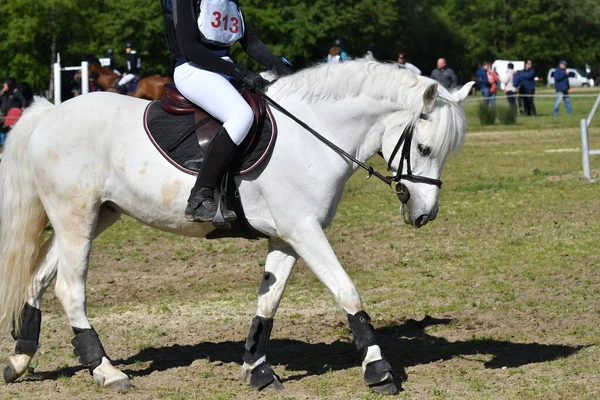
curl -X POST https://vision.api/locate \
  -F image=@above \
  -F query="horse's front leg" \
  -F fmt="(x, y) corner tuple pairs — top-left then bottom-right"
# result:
(241, 239), (298, 391)
(287, 223), (399, 395)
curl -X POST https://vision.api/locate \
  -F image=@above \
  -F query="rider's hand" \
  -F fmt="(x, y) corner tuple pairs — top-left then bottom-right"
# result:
(272, 57), (295, 77)
(232, 65), (269, 91)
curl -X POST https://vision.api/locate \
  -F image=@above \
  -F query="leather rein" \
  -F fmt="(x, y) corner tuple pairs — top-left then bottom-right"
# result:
(258, 90), (442, 204)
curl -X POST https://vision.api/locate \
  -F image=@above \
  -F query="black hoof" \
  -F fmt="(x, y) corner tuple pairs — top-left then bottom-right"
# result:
(105, 378), (133, 392)
(364, 359), (399, 394)
(370, 379), (399, 395)
(3, 363), (19, 383)
(249, 362), (283, 391)
(261, 378), (284, 391)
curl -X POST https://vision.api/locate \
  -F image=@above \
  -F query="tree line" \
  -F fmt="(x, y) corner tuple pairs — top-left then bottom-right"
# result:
(1, 0), (599, 94)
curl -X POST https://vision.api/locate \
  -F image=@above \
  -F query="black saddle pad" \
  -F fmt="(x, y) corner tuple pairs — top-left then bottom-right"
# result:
(143, 100), (277, 176)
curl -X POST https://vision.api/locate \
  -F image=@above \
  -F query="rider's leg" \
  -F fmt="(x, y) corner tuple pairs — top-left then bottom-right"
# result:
(117, 74), (135, 94)
(173, 62), (254, 222)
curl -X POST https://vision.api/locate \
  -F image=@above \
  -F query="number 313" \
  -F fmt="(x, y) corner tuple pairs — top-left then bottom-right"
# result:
(211, 11), (239, 33)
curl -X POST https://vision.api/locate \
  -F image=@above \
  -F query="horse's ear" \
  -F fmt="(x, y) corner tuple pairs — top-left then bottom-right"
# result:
(423, 83), (438, 110)
(454, 82), (475, 103)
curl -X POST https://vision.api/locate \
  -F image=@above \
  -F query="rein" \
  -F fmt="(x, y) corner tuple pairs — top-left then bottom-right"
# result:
(257, 90), (442, 203)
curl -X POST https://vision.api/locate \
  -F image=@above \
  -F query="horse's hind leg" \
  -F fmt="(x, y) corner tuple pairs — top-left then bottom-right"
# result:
(3, 207), (122, 384)
(51, 205), (131, 390)
(241, 239), (298, 391)
(3, 234), (58, 383)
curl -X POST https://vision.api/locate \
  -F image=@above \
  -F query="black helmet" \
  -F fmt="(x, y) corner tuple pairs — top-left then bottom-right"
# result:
(125, 41), (134, 49)
(107, 48), (114, 55)
(333, 38), (343, 47)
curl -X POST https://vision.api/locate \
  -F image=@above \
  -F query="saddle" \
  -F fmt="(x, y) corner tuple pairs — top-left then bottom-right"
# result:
(142, 83), (277, 239)
(161, 82), (266, 158)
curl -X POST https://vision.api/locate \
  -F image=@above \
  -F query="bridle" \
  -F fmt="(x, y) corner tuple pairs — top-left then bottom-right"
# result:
(258, 91), (443, 204)
(385, 113), (442, 203)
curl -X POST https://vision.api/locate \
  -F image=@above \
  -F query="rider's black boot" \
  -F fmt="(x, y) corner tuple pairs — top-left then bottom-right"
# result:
(185, 127), (238, 223)
(118, 85), (128, 95)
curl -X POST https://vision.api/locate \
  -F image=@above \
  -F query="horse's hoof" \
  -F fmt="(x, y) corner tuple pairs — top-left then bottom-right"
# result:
(370, 380), (399, 395)
(105, 378), (133, 392)
(261, 377), (284, 391)
(3, 363), (20, 383)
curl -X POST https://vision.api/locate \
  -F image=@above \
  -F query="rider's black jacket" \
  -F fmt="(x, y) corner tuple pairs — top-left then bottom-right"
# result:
(162, 0), (278, 75)
(124, 51), (141, 74)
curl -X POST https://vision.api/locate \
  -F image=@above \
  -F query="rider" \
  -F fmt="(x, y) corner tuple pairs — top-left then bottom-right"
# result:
(106, 48), (121, 74)
(117, 41), (141, 94)
(161, 0), (293, 223)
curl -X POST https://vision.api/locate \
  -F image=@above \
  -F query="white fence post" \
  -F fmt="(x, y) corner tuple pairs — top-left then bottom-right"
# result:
(53, 61), (62, 105)
(81, 61), (89, 95)
(53, 55), (91, 105)
(580, 93), (600, 182)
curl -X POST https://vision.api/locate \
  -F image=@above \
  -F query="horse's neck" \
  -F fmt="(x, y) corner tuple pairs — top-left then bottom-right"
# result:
(297, 97), (395, 168)
(97, 69), (119, 87)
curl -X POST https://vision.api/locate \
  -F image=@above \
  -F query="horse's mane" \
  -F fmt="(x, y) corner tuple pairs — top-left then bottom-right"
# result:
(270, 60), (467, 157)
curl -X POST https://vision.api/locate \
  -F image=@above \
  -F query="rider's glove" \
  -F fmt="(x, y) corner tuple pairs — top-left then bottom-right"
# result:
(232, 65), (269, 91)
(271, 57), (295, 77)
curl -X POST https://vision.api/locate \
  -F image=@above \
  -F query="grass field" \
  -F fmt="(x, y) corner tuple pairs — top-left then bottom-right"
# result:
(1, 89), (600, 399)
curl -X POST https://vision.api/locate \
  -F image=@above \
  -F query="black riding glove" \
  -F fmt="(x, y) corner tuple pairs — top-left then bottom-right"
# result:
(231, 65), (269, 91)
(271, 57), (295, 77)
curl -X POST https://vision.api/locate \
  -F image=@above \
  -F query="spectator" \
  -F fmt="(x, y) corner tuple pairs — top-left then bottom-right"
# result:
(397, 52), (421, 75)
(503, 63), (517, 112)
(486, 64), (500, 108)
(513, 69), (526, 115)
(521, 60), (536, 116)
(476, 61), (492, 106)
(431, 58), (457, 89)
(326, 46), (342, 64)
(1, 78), (27, 119)
(332, 38), (349, 62)
(553, 60), (572, 116)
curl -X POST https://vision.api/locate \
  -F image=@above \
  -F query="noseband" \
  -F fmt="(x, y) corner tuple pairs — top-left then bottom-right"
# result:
(385, 113), (443, 204)
(258, 91), (441, 205)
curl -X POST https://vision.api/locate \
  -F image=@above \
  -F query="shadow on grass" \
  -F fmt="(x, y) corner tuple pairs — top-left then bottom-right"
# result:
(26, 316), (585, 385)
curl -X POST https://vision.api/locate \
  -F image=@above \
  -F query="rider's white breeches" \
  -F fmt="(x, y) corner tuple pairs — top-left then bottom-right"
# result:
(118, 74), (136, 87)
(173, 61), (253, 145)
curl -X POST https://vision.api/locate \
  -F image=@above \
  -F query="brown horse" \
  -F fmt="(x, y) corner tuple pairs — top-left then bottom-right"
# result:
(88, 62), (172, 100)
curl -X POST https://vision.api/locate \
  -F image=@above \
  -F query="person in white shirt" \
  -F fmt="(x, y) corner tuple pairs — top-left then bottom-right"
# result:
(503, 63), (517, 112)
(397, 52), (421, 75)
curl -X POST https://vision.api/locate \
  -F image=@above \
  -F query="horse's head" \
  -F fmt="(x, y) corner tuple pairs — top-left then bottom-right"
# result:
(381, 81), (473, 228)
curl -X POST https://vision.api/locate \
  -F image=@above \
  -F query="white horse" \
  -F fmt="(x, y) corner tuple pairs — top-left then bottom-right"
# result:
(0, 61), (473, 394)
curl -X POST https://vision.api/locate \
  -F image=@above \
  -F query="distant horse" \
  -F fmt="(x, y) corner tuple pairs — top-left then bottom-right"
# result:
(0, 61), (473, 394)
(87, 61), (172, 100)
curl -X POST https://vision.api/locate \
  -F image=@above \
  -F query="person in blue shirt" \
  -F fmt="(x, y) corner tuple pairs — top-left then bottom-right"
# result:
(333, 38), (349, 62)
(553, 60), (572, 116)
(476, 62), (491, 104)
(521, 60), (537, 116)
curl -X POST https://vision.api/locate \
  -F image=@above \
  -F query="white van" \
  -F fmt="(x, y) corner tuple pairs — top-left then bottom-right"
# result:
(547, 68), (594, 87)
(491, 60), (525, 90)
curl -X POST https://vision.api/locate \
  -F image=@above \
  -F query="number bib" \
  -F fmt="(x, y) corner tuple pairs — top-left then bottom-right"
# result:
(197, 0), (244, 47)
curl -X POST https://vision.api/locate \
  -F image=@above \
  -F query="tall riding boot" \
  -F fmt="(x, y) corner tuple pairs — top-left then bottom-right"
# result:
(185, 127), (238, 223)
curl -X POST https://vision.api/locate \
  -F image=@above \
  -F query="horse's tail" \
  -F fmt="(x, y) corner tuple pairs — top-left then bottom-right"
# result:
(0, 98), (55, 333)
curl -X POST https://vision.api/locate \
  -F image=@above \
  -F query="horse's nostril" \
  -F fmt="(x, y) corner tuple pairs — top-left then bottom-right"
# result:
(415, 214), (429, 228)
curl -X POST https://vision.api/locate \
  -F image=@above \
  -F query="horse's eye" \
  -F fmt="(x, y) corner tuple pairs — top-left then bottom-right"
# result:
(418, 144), (431, 156)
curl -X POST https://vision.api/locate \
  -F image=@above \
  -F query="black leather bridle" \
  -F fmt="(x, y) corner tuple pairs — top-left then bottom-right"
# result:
(258, 91), (442, 204)
(385, 113), (442, 203)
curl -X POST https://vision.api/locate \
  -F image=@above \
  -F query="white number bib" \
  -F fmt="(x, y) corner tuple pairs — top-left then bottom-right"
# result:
(197, 0), (244, 47)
